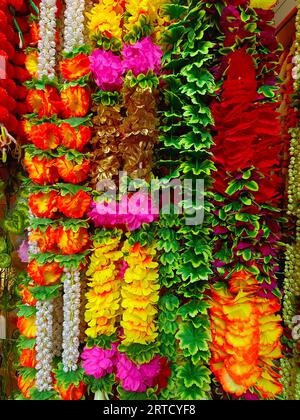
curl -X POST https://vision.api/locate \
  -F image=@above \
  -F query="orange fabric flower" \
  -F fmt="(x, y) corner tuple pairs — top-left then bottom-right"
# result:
(209, 270), (283, 399)
(56, 155), (90, 184)
(27, 86), (61, 118)
(29, 21), (39, 46)
(17, 316), (37, 338)
(28, 259), (63, 286)
(20, 349), (37, 369)
(59, 123), (91, 151)
(60, 86), (90, 118)
(29, 226), (59, 253)
(54, 381), (86, 400)
(59, 54), (90, 81)
(56, 227), (89, 255)
(25, 50), (38, 77)
(19, 285), (37, 306)
(29, 123), (61, 150)
(57, 190), (91, 218)
(24, 154), (59, 185)
(29, 191), (59, 219)
(18, 374), (35, 399)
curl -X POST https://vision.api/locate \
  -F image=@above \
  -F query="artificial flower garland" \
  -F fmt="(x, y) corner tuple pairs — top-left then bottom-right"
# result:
(281, 2), (300, 400)
(0, 0), (31, 160)
(209, 0), (283, 399)
(18, 0), (91, 399)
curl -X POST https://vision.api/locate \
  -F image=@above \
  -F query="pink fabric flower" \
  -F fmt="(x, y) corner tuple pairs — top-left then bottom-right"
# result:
(122, 37), (162, 76)
(116, 353), (161, 393)
(18, 240), (29, 263)
(88, 192), (159, 231)
(89, 50), (124, 91)
(81, 344), (118, 379)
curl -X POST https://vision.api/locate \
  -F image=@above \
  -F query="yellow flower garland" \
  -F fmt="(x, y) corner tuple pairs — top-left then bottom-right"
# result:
(85, 232), (123, 338)
(121, 241), (159, 345)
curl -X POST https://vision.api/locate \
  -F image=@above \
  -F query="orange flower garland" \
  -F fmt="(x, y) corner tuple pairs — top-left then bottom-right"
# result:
(209, 270), (283, 399)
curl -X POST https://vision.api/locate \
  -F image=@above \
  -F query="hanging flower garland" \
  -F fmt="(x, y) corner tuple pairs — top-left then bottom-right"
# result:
(209, 0), (283, 399)
(209, 270), (282, 398)
(17, 0), (91, 400)
(0, 0), (32, 160)
(281, 2), (300, 401)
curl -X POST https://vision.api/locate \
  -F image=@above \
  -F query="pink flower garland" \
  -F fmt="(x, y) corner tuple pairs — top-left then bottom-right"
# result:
(89, 38), (163, 91)
(81, 345), (161, 393)
(88, 191), (159, 231)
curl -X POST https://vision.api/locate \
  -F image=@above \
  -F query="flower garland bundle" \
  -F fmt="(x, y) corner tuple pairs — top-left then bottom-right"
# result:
(88, 191), (158, 231)
(121, 240), (159, 346)
(209, 0), (284, 399)
(85, 230), (123, 341)
(17, 0), (91, 400)
(0, 0), (32, 159)
(281, 3), (300, 401)
(209, 270), (282, 399)
(154, 0), (216, 399)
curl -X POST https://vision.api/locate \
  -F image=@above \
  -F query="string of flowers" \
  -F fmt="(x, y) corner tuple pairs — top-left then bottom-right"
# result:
(0, 0), (32, 160)
(209, 0), (283, 399)
(154, 0), (216, 399)
(37, 0), (57, 80)
(281, 2), (300, 401)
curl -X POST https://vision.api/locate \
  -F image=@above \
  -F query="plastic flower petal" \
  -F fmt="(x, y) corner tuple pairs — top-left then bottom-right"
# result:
(89, 50), (124, 91)
(122, 37), (162, 76)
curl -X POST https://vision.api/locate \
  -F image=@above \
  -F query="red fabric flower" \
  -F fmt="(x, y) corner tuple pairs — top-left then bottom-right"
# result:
(24, 154), (59, 185)
(20, 349), (37, 369)
(29, 123), (61, 150)
(59, 54), (90, 81)
(56, 226), (89, 254)
(60, 85), (90, 118)
(54, 381), (86, 400)
(29, 191), (59, 218)
(57, 190), (91, 218)
(56, 155), (90, 184)
(27, 86), (62, 117)
(28, 259), (63, 286)
(59, 123), (91, 151)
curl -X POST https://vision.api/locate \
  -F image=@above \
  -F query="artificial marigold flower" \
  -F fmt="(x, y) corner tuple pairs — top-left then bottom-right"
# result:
(26, 86), (61, 117)
(59, 123), (91, 152)
(56, 227), (89, 255)
(29, 191), (59, 219)
(56, 155), (90, 184)
(54, 381), (86, 401)
(24, 153), (59, 185)
(57, 190), (91, 218)
(25, 50), (38, 77)
(60, 86), (90, 118)
(59, 54), (90, 81)
(19, 285), (37, 306)
(17, 316), (37, 338)
(29, 21), (39, 46)
(18, 374), (35, 399)
(29, 123), (61, 150)
(28, 259), (63, 286)
(20, 348), (37, 368)
(29, 226), (58, 253)
(209, 270), (283, 399)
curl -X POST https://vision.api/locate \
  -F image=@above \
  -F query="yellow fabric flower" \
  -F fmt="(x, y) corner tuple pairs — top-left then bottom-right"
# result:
(85, 233), (123, 338)
(25, 50), (38, 77)
(120, 241), (159, 345)
(87, 0), (123, 39)
(249, 0), (276, 9)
